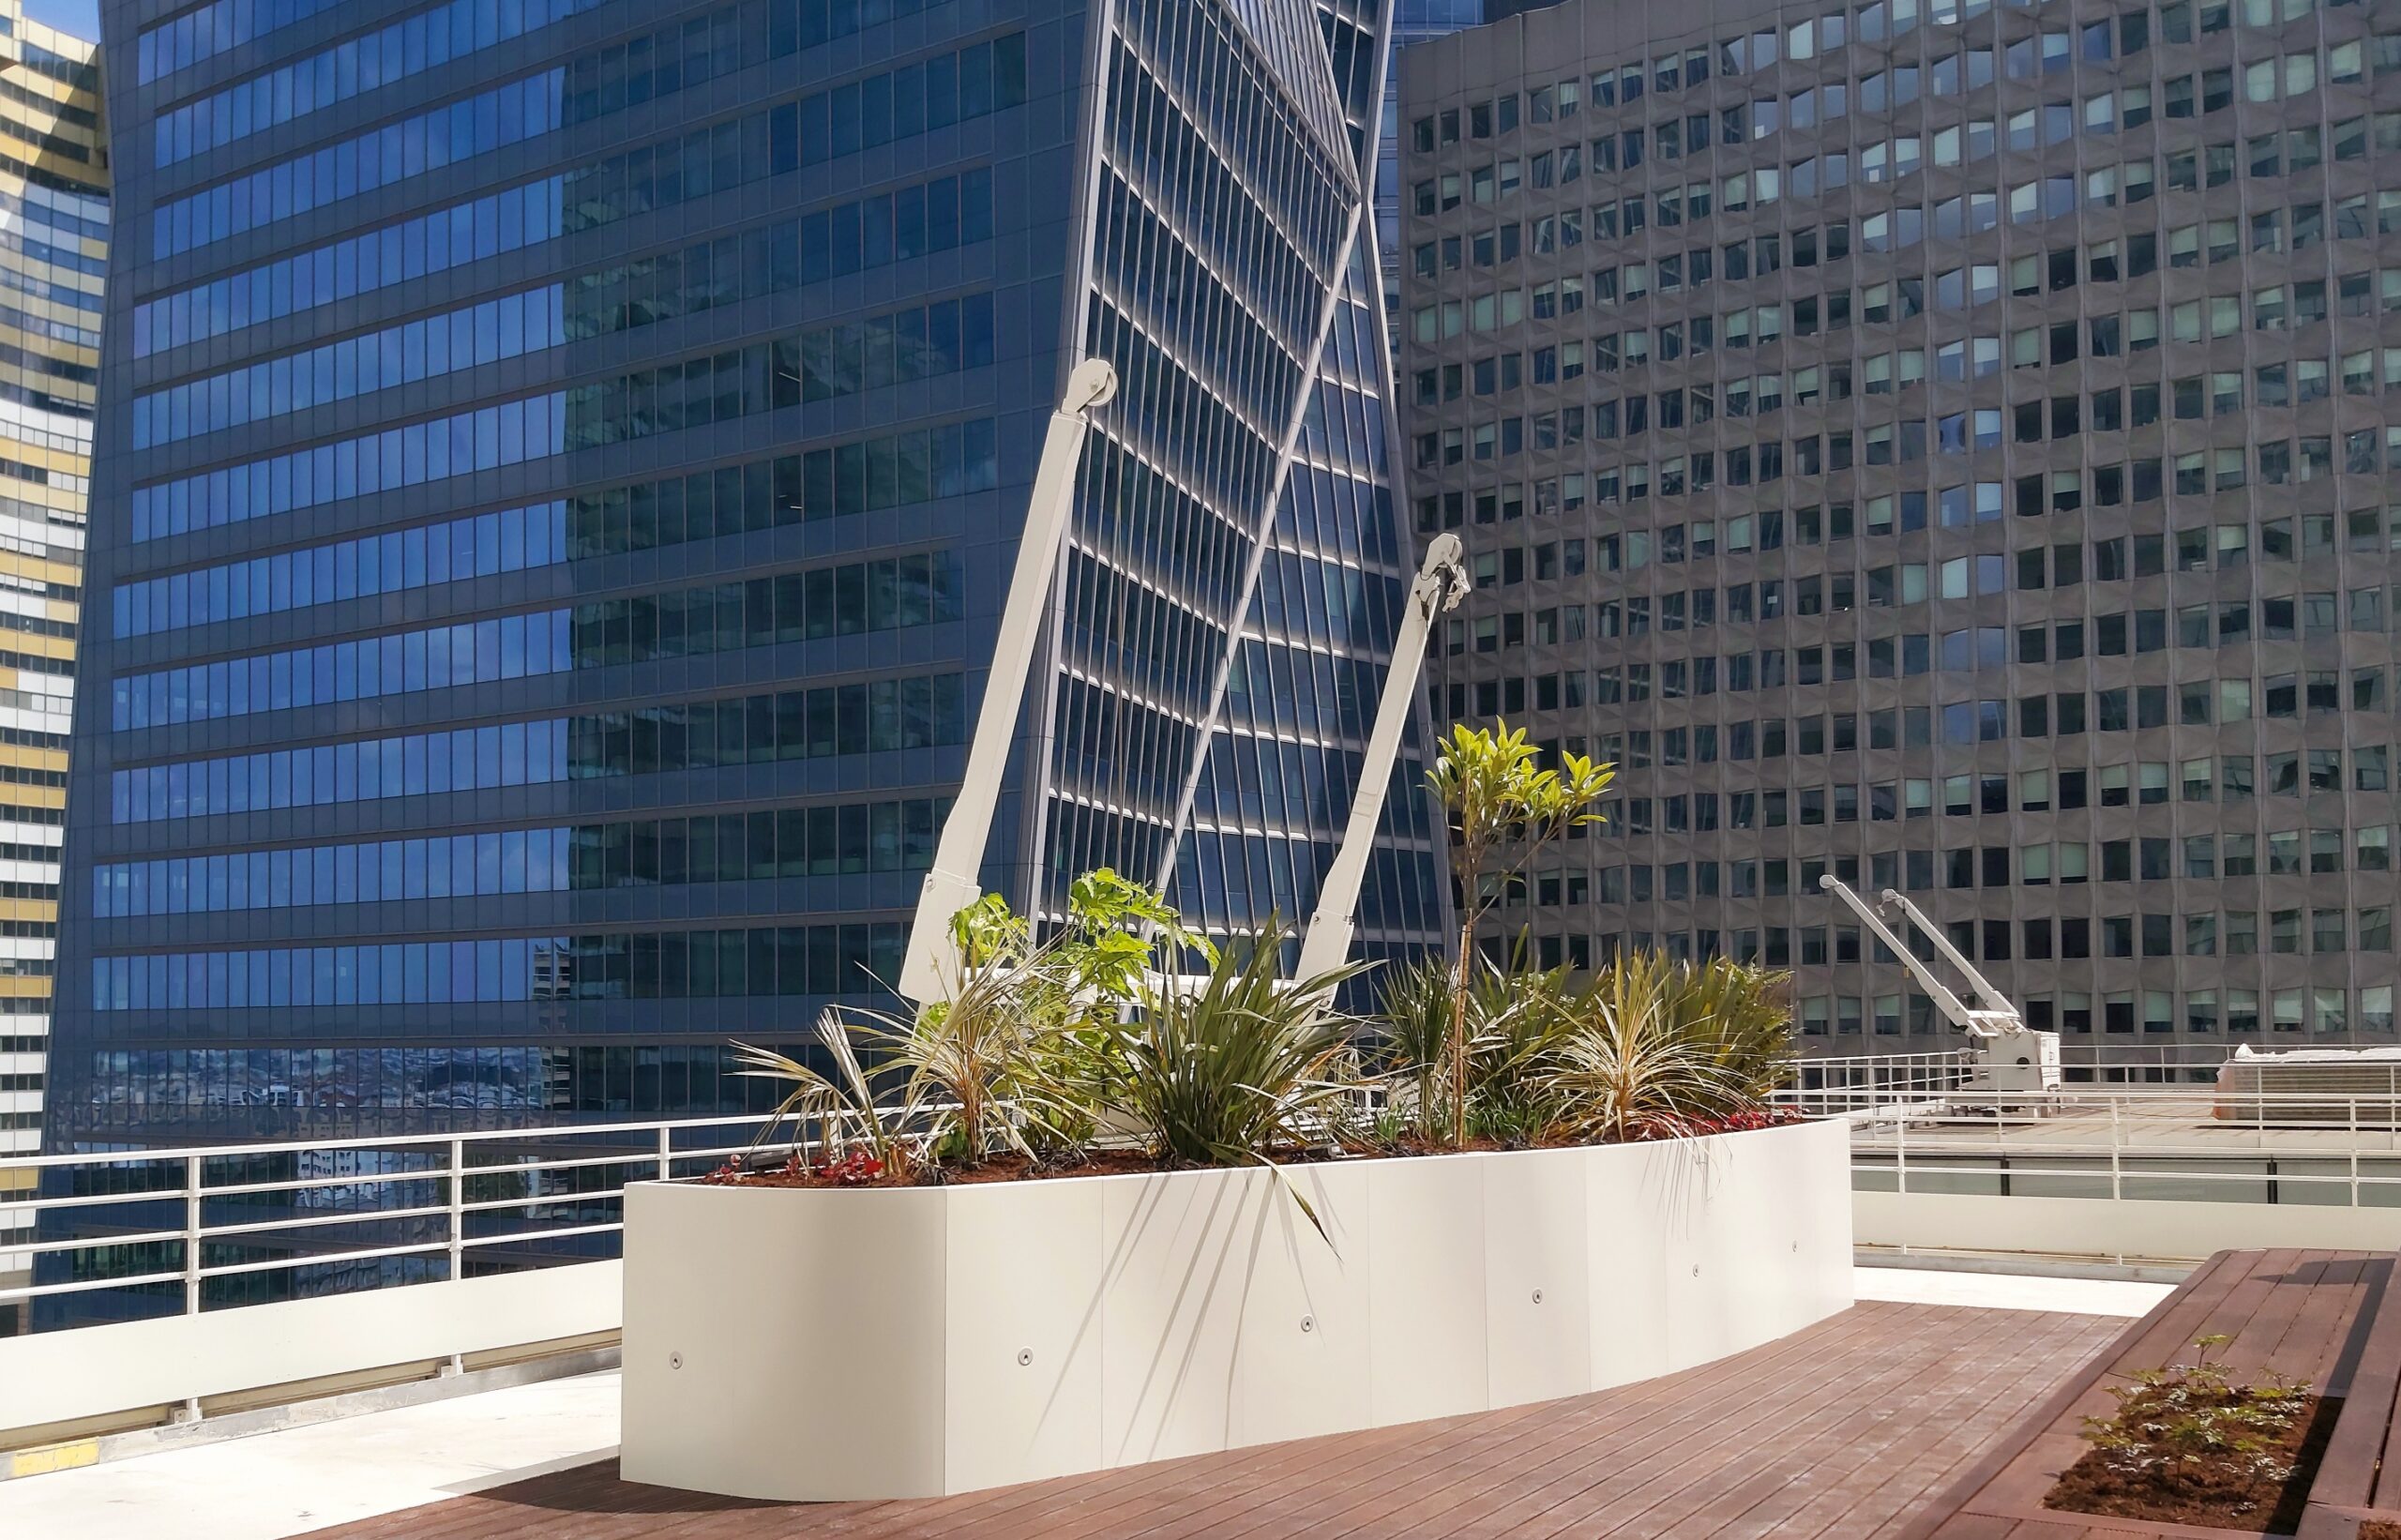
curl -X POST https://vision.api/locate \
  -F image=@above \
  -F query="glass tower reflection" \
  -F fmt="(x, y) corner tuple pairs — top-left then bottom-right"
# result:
(49, 0), (1442, 1220)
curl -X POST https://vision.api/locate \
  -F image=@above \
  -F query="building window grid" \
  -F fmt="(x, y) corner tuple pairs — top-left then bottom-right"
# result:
(1400, 0), (2401, 1043)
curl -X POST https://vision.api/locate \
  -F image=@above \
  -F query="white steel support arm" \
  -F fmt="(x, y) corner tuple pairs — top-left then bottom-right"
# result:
(1875, 888), (2017, 1019)
(1817, 876), (1982, 1033)
(897, 359), (1118, 1007)
(1292, 534), (1471, 982)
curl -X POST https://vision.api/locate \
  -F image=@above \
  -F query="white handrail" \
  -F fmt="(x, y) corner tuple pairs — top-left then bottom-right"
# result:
(0, 1109), (868, 1327)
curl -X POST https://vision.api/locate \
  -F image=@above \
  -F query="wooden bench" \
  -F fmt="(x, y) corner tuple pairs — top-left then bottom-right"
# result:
(1907, 1249), (2395, 1540)
(2297, 1249), (2401, 1539)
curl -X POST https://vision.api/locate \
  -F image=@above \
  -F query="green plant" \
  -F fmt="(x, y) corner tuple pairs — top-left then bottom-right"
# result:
(1104, 922), (1366, 1232)
(1370, 956), (1456, 1135)
(2077, 1335), (2312, 1487)
(1426, 722), (1613, 1146)
(734, 869), (1213, 1171)
(1539, 952), (1794, 1143)
(732, 1011), (914, 1176)
(1372, 949), (1578, 1144)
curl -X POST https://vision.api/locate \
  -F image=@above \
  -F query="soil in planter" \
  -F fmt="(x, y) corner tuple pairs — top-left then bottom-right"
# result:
(2359, 1522), (2401, 1539)
(701, 1109), (1805, 1190)
(2042, 1390), (2339, 1534)
(704, 1148), (1171, 1189)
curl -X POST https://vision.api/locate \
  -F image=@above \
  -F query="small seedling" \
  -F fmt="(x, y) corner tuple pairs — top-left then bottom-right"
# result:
(2077, 1334), (2314, 1504)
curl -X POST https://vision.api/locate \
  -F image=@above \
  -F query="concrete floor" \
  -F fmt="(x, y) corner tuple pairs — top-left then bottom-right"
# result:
(0, 1370), (619, 1540)
(0, 1268), (2169, 1540)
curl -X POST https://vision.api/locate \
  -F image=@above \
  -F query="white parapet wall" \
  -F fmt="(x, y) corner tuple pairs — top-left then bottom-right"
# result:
(0, 1262), (621, 1441)
(1856, 1188), (2401, 1261)
(619, 1118), (1854, 1502)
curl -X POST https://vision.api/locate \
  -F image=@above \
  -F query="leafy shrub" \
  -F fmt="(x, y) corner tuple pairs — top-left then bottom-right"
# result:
(732, 868), (1213, 1170)
(1105, 925), (1364, 1170)
(1538, 952), (1794, 1143)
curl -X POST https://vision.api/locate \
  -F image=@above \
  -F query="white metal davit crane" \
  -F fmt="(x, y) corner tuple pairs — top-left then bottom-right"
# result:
(1817, 876), (2061, 1095)
(895, 356), (1472, 1009)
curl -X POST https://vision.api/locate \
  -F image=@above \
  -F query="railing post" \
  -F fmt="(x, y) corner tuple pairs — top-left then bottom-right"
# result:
(182, 1154), (203, 1317)
(2109, 1097), (2124, 1201)
(447, 1138), (465, 1283)
(1895, 1110), (1908, 1195)
(657, 1125), (672, 1184)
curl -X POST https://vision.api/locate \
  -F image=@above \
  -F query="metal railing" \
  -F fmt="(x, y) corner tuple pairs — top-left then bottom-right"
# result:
(0, 1113), (837, 1333)
(1781, 1049), (1977, 1115)
(1840, 1083), (2401, 1208)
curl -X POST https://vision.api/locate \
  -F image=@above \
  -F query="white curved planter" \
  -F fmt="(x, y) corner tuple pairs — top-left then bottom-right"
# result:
(619, 1117), (1852, 1501)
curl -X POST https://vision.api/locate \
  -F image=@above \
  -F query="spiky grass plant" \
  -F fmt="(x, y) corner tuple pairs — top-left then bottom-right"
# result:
(1108, 929), (1366, 1169)
(1540, 952), (1794, 1143)
(732, 869), (1219, 1175)
(731, 1011), (914, 1176)
(733, 933), (1132, 1174)
(1371, 949), (1577, 1145)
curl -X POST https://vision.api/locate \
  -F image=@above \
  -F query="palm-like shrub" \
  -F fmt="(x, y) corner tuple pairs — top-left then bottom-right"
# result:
(1106, 929), (1365, 1170)
(732, 946), (1086, 1173)
(1539, 952), (1795, 1143)
(1425, 723), (1615, 1145)
(1372, 951), (1578, 1144)
(733, 868), (1216, 1171)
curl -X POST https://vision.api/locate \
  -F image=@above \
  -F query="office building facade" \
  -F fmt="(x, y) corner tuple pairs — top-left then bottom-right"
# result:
(1380, 2), (1484, 336)
(1400, 0), (2401, 1065)
(0, 1), (104, 1334)
(49, 0), (1439, 1178)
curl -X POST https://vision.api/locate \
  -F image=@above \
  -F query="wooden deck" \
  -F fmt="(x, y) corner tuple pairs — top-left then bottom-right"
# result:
(296, 1299), (2120, 1540)
(1912, 1249), (2394, 1540)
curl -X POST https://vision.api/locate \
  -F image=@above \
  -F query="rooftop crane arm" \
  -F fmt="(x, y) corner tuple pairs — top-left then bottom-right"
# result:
(896, 359), (1117, 1008)
(1816, 875), (2057, 1095)
(1291, 534), (1471, 983)
(1816, 876), (2025, 1039)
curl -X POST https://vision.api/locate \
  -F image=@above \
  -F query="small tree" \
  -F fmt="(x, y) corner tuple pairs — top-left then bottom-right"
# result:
(1425, 722), (1614, 1146)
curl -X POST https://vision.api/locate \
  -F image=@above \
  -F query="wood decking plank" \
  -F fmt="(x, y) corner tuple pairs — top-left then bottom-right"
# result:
(1408, 1306), (1984, 1540)
(1338, 1303), (1951, 1540)
(1913, 1248), (2401, 1540)
(1782, 1299), (2122, 1540)
(2314, 1262), (2401, 1512)
(1899, 1253), (2248, 1540)
(291, 1300), (2117, 1540)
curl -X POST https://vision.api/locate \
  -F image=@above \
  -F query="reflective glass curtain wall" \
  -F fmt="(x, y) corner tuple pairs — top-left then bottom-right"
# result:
(0, 0), (105, 1335)
(46, 0), (1436, 1321)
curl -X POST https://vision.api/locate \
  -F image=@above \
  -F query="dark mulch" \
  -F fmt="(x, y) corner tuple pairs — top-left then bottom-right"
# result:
(2043, 1391), (2340, 1533)
(700, 1109), (1802, 1191)
(705, 1147), (1170, 1189)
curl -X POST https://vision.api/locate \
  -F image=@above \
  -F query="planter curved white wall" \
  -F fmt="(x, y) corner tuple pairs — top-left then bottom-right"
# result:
(620, 1117), (1852, 1501)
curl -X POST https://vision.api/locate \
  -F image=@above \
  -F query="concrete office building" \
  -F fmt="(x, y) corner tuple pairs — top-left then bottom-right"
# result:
(0, 1), (103, 1335)
(1399, 0), (2401, 1066)
(1381, 2), (1485, 335)
(45, 0), (1438, 1235)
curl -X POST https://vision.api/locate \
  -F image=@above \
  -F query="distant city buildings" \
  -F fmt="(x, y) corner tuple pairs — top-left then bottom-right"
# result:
(0, 0), (102, 1336)
(1400, 0), (2401, 1065)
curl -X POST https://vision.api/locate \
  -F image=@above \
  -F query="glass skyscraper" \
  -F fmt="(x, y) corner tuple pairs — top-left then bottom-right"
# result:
(0, 0), (104, 1335)
(47, 0), (1441, 1180)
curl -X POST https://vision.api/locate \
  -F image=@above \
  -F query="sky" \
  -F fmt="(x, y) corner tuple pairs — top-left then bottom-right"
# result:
(23, 0), (100, 43)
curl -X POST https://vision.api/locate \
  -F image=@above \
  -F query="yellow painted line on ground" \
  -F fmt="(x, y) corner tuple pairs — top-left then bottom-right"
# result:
(6, 1440), (98, 1479)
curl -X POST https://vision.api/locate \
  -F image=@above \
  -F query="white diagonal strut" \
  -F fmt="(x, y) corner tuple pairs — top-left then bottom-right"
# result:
(1291, 533), (1469, 980)
(898, 358), (1119, 1007)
